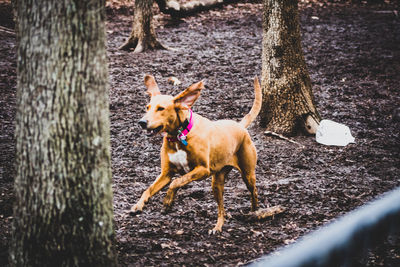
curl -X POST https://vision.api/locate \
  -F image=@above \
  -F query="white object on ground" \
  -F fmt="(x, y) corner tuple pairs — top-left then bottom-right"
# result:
(168, 76), (182, 86)
(316, 119), (355, 146)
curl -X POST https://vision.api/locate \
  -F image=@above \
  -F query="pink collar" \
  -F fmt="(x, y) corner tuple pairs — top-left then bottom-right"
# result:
(167, 109), (193, 146)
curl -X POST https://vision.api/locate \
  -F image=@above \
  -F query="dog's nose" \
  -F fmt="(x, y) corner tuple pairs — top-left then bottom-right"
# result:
(138, 119), (148, 129)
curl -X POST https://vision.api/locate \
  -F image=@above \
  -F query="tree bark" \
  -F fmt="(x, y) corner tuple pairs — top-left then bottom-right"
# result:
(11, 0), (116, 266)
(260, 0), (320, 135)
(120, 0), (167, 52)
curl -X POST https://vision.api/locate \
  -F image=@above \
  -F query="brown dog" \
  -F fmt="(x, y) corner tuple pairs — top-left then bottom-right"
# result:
(131, 75), (262, 233)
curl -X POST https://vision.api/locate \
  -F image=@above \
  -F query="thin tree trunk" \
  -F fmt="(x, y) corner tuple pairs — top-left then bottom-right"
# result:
(11, 0), (116, 266)
(120, 0), (167, 52)
(260, 0), (320, 135)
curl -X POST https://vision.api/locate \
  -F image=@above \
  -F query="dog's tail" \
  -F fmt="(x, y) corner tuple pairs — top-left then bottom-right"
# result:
(240, 76), (262, 128)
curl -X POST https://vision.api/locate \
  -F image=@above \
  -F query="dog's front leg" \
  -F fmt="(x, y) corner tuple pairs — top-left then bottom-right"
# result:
(163, 166), (210, 210)
(130, 173), (172, 213)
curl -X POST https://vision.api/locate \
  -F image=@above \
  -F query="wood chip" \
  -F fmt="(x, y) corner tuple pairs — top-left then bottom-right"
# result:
(252, 205), (286, 220)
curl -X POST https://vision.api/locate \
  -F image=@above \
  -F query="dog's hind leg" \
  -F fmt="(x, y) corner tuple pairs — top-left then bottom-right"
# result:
(240, 169), (258, 212)
(238, 137), (259, 212)
(210, 166), (232, 234)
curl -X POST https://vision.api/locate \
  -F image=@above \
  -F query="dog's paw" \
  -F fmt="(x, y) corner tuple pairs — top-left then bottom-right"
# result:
(162, 206), (172, 214)
(163, 189), (176, 208)
(162, 200), (174, 213)
(126, 204), (143, 215)
(208, 226), (222, 235)
(208, 229), (221, 235)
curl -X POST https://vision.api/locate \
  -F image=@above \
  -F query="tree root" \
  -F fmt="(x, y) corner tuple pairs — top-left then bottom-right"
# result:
(156, 0), (234, 18)
(119, 36), (168, 53)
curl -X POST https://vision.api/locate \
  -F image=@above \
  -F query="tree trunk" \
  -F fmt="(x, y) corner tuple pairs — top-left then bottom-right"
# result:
(11, 0), (116, 266)
(260, 0), (320, 136)
(120, 0), (167, 52)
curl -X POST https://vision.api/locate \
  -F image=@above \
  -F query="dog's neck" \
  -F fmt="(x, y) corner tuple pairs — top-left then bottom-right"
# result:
(166, 109), (193, 145)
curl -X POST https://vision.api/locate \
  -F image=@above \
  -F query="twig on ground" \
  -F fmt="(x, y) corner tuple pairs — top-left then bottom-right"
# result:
(264, 130), (305, 148)
(0, 26), (15, 36)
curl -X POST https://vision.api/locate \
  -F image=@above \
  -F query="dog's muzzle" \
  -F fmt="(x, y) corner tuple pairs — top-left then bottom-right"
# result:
(138, 119), (148, 129)
(139, 119), (163, 136)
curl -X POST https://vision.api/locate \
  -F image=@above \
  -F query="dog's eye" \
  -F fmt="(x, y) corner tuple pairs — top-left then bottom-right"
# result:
(146, 105), (150, 111)
(157, 106), (165, 111)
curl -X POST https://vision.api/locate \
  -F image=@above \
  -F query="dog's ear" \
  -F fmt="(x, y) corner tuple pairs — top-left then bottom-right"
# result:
(144, 74), (161, 97)
(173, 81), (204, 109)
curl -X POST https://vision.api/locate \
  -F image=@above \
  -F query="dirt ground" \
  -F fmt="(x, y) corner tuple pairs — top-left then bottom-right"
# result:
(1, 0), (400, 266)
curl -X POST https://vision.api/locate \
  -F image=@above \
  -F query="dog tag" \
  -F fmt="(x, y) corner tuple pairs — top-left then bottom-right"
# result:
(177, 134), (188, 146)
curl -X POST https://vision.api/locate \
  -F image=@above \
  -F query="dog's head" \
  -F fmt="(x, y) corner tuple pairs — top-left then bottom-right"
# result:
(138, 74), (204, 136)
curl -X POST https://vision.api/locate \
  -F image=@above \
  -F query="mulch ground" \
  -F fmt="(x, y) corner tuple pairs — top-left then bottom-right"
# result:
(1, 0), (399, 266)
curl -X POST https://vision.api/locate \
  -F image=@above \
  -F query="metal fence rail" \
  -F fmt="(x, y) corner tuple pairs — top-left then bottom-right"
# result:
(249, 187), (400, 267)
